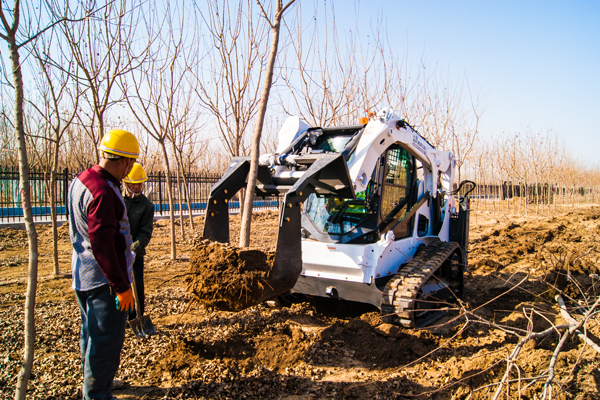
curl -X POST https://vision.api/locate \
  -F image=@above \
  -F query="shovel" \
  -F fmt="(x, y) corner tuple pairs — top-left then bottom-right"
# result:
(128, 253), (156, 337)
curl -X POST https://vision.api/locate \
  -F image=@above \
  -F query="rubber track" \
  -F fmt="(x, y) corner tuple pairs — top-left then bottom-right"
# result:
(381, 240), (460, 328)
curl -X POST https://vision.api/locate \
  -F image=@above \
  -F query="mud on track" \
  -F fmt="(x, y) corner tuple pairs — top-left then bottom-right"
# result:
(1, 208), (600, 399)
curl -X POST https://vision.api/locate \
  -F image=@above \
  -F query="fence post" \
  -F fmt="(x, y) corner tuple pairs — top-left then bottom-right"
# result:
(63, 167), (69, 219)
(158, 171), (163, 216)
(0, 165), (3, 219)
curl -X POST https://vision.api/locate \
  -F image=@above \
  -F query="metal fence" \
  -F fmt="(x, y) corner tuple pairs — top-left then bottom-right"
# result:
(0, 166), (280, 224)
(465, 182), (598, 202)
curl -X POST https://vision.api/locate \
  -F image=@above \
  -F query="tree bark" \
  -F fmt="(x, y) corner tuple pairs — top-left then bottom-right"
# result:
(50, 168), (59, 276)
(176, 164), (186, 241)
(239, 0), (293, 247)
(159, 141), (177, 259)
(9, 32), (40, 400)
(176, 151), (195, 230)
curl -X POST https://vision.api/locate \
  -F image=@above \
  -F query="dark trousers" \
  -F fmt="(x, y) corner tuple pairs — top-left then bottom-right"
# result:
(76, 284), (128, 400)
(129, 255), (145, 319)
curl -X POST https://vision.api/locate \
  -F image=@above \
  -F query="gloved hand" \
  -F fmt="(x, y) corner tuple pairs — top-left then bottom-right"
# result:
(115, 289), (135, 312)
(131, 241), (141, 254)
(259, 153), (276, 166)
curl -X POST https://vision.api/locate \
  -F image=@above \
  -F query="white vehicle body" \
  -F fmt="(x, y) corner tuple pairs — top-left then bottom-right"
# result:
(204, 107), (472, 326)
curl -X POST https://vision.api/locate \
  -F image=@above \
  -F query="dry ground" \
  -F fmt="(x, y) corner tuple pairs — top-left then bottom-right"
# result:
(1, 207), (600, 399)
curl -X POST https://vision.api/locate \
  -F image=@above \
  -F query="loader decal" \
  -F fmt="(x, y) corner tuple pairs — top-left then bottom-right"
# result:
(412, 134), (427, 156)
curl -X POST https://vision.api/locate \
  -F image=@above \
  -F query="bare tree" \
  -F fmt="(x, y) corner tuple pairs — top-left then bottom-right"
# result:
(167, 113), (207, 232)
(0, 93), (17, 165)
(190, 0), (270, 158)
(135, 136), (164, 172)
(525, 129), (551, 215)
(239, 0), (295, 247)
(62, 124), (96, 170)
(278, 1), (354, 126)
(0, 1), (74, 397)
(279, 3), (483, 179)
(27, 29), (81, 277)
(447, 78), (484, 183)
(62, 0), (146, 161)
(120, 1), (196, 259)
(393, 67), (485, 182)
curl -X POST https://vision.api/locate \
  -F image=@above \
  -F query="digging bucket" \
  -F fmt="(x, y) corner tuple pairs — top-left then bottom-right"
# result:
(202, 153), (354, 303)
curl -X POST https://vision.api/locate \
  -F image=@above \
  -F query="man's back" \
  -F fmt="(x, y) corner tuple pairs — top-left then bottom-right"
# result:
(69, 165), (133, 293)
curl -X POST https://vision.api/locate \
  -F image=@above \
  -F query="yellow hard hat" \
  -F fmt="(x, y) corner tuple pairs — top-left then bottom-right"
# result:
(123, 163), (148, 183)
(99, 129), (139, 159)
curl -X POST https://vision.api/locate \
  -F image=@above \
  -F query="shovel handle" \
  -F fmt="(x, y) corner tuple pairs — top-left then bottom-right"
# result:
(130, 251), (143, 318)
(130, 278), (142, 317)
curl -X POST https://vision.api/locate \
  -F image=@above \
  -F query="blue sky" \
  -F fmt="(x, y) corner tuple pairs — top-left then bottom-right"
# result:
(330, 0), (600, 165)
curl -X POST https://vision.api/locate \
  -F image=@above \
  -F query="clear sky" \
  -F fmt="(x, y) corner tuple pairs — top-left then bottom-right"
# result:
(331, 0), (600, 166)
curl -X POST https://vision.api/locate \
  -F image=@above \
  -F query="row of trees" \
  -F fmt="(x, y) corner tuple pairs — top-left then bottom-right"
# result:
(464, 129), (600, 217)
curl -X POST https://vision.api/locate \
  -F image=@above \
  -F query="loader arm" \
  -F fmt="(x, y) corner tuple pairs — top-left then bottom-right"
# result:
(348, 108), (457, 197)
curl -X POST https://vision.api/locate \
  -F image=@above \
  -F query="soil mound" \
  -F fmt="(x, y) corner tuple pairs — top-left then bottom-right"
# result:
(187, 241), (275, 311)
(0, 227), (28, 248)
(316, 319), (437, 368)
(470, 208), (600, 277)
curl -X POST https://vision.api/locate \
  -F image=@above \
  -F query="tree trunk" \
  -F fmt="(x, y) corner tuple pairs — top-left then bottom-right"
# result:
(180, 167), (195, 230)
(50, 168), (59, 276)
(95, 113), (105, 164)
(239, 1), (287, 248)
(176, 167), (186, 241)
(159, 141), (177, 259)
(11, 37), (39, 400)
(524, 182), (527, 216)
(534, 180), (537, 215)
(49, 138), (61, 277)
(172, 143), (195, 231)
(511, 180), (514, 214)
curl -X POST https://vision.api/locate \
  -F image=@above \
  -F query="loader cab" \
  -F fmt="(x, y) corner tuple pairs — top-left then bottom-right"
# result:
(378, 145), (417, 239)
(302, 143), (417, 244)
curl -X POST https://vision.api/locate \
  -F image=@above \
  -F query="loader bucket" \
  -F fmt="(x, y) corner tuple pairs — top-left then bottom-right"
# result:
(203, 153), (354, 304)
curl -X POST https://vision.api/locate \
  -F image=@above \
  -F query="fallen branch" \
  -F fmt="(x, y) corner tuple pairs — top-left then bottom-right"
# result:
(541, 326), (571, 399)
(537, 294), (600, 399)
(490, 313), (573, 400)
(556, 295), (600, 354)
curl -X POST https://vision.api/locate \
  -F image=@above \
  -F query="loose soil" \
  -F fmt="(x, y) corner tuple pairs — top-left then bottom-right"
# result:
(1, 207), (600, 399)
(187, 241), (274, 311)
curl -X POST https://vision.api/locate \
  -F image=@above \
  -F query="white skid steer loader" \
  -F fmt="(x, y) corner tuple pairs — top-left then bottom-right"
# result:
(203, 108), (474, 327)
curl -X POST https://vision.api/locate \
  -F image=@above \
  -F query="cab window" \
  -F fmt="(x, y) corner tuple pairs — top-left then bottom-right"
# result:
(380, 146), (415, 237)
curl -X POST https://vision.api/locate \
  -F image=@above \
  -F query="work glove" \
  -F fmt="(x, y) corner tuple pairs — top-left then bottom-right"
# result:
(115, 288), (135, 313)
(131, 240), (141, 254)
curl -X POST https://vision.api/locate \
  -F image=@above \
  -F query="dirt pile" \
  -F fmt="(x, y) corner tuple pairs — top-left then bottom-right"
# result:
(0, 228), (28, 249)
(469, 209), (600, 300)
(470, 210), (600, 276)
(187, 241), (275, 311)
(151, 323), (309, 379)
(316, 319), (437, 368)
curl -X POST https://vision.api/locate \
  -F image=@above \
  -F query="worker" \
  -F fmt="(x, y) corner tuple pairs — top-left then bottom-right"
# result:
(122, 162), (154, 330)
(68, 129), (138, 400)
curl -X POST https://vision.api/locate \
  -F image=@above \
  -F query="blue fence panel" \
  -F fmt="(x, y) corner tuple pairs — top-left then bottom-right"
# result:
(153, 200), (279, 213)
(0, 166), (280, 224)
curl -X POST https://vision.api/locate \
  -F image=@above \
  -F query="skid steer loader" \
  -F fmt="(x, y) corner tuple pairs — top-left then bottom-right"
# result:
(202, 108), (474, 327)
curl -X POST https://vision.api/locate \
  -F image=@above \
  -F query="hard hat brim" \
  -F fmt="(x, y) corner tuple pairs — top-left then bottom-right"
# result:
(123, 177), (148, 184)
(99, 144), (139, 158)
